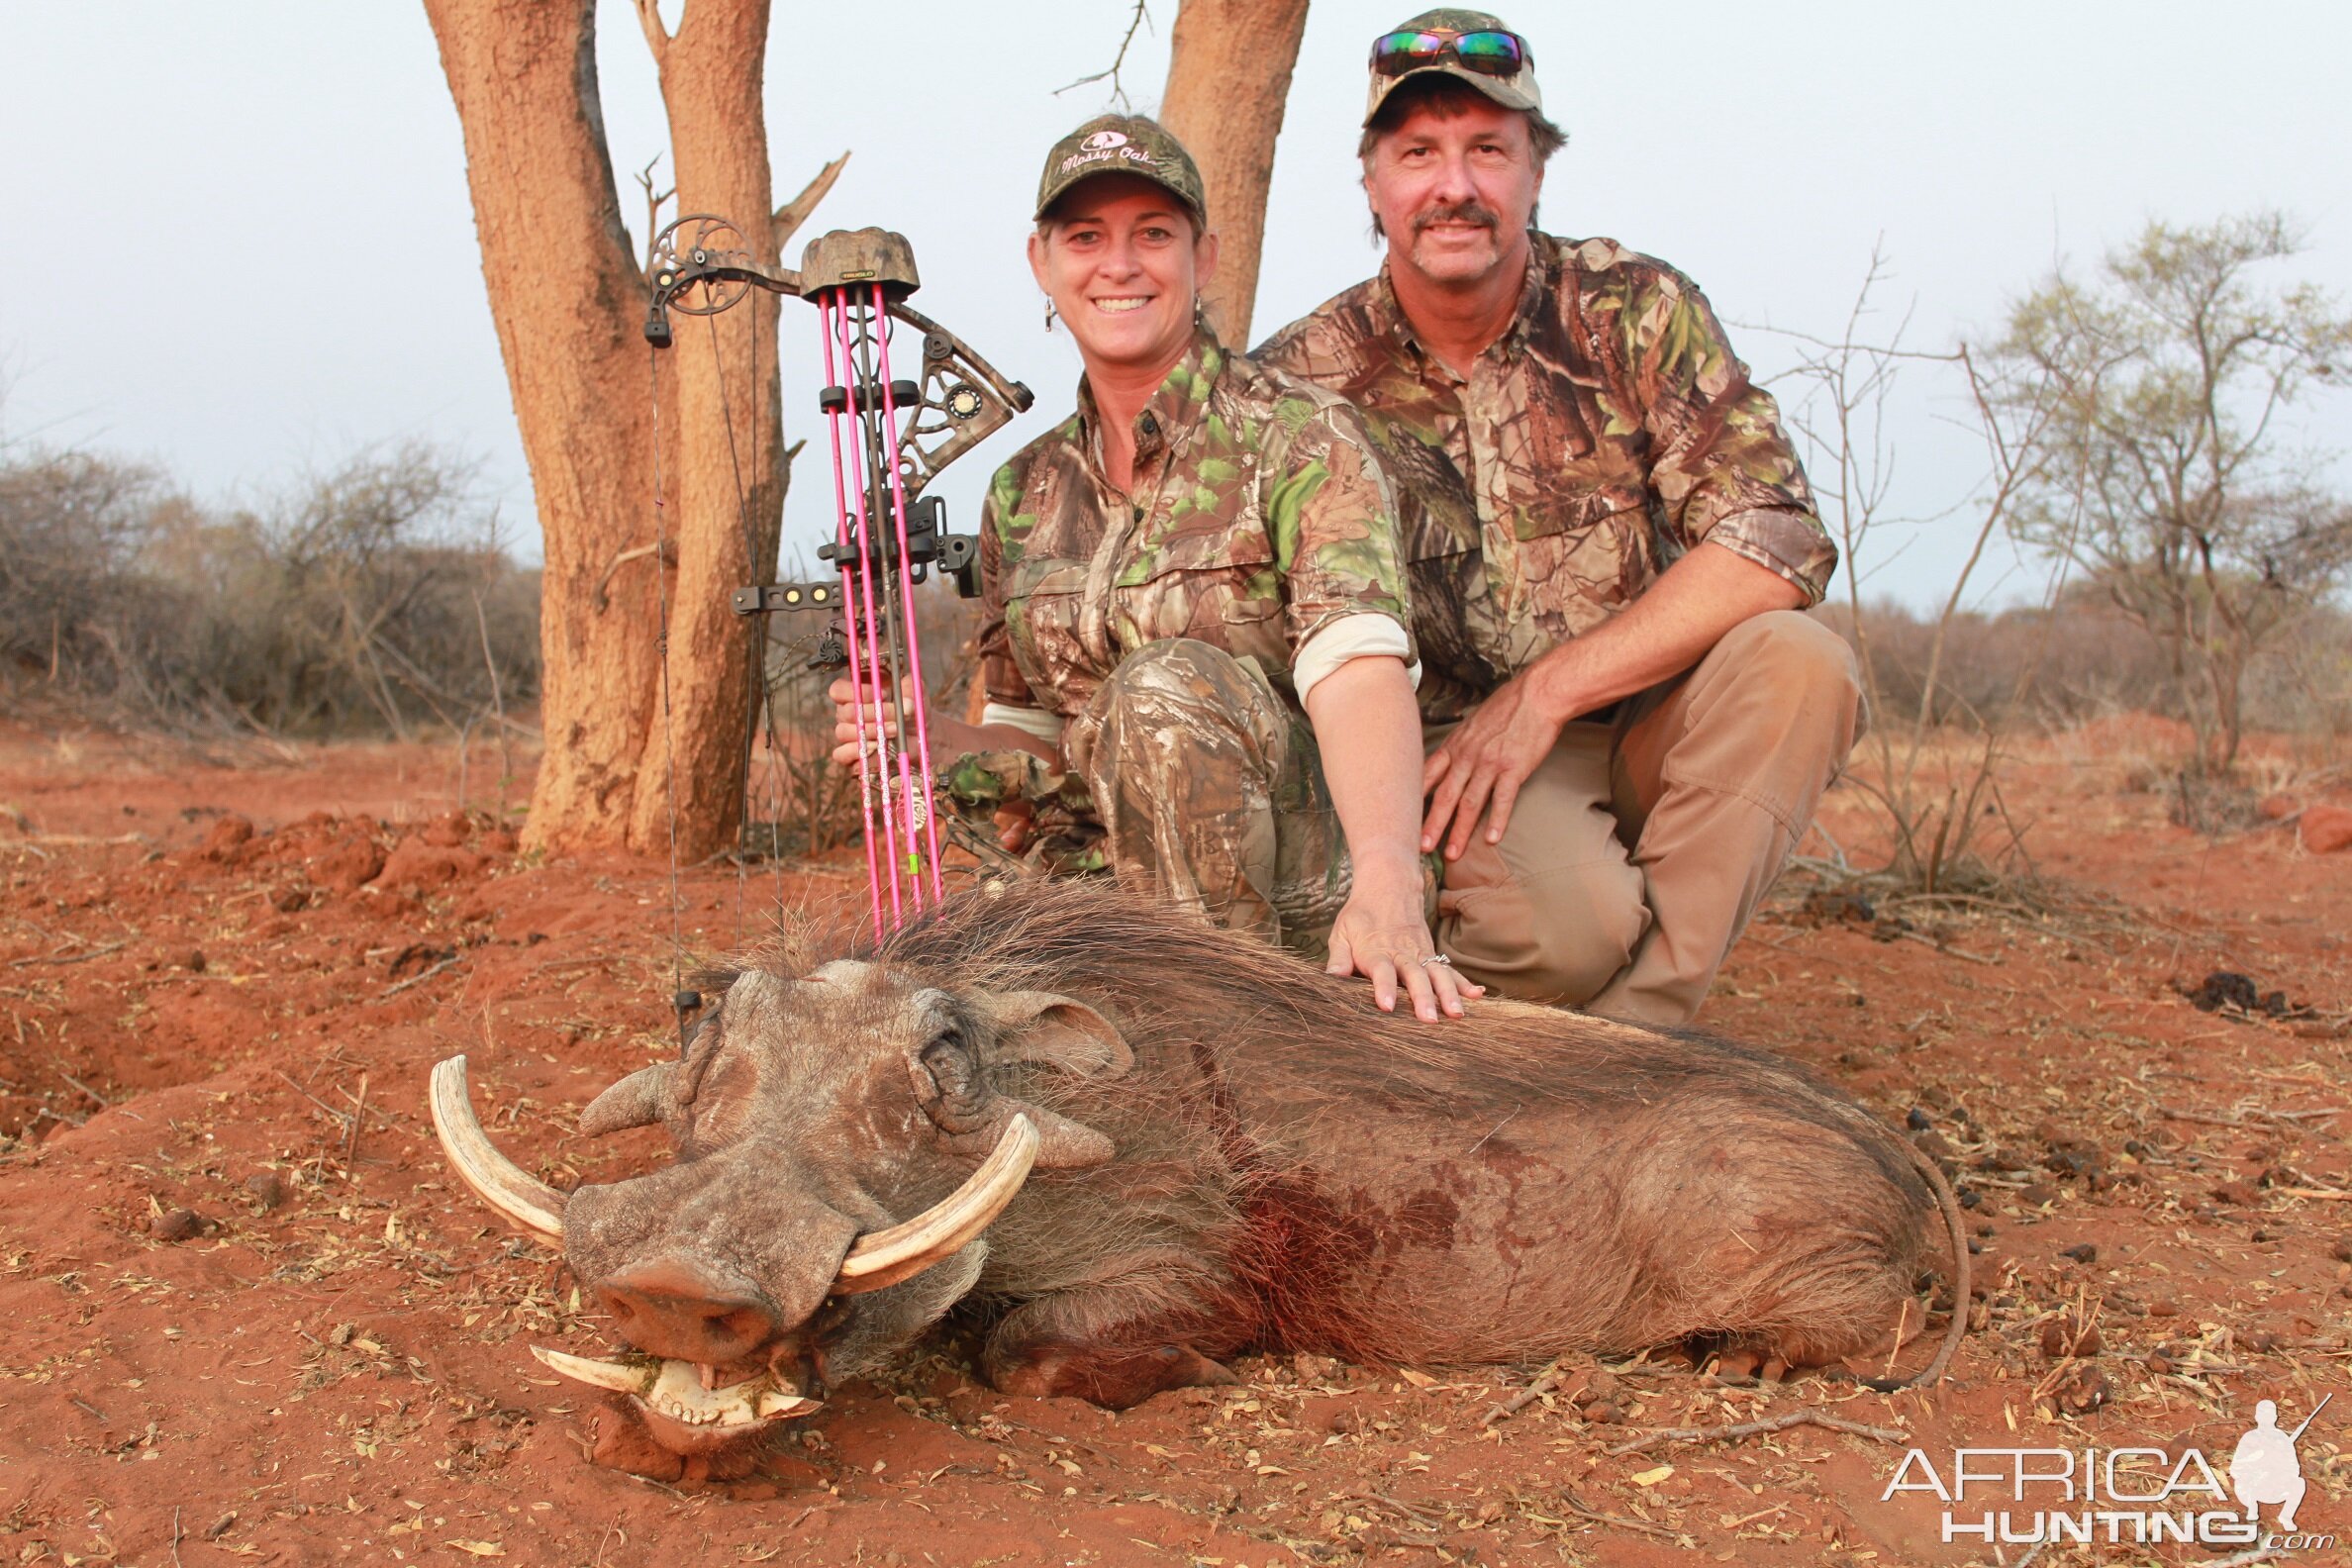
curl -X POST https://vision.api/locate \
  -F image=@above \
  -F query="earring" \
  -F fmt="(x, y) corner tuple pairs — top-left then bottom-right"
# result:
(1044, 300), (1057, 332)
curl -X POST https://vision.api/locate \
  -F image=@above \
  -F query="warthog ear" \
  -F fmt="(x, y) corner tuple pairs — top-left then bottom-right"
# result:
(971, 990), (1133, 1079)
(579, 1062), (672, 1135)
(911, 1024), (1115, 1172)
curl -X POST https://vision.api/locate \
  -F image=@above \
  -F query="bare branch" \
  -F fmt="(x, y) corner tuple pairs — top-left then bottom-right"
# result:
(632, 0), (669, 64)
(1731, 318), (1962, 365)
(595, 539), (680, 611)
(772, 151), (850, 255)
(1759, 244), (2086, 893)
(1479, 1355), (1567, 1425)
(1603, 1407), (1911, 1457)
(1056, 0), (1153, 108)
(473, 586), (512, 822)
(636, 156), (676, 274)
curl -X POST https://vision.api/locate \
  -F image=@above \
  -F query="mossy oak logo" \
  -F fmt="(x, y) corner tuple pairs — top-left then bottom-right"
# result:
(1059, 130), (1157, 177)
(1880, 1393), (2336, 1551)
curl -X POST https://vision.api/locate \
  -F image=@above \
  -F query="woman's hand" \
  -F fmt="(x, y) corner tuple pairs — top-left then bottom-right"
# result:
(1324, 873), (1481, 1023)
(828, 676), (907, 770)
(1300, 653), (1479, 1022)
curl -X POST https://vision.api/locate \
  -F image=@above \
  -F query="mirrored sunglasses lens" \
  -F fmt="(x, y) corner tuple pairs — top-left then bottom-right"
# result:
(1371, 31), (1451, 73)
(1449, 32), (1526, 74)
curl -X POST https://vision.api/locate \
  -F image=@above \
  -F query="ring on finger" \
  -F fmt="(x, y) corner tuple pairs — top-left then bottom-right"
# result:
(1419, 953), (1453, 968)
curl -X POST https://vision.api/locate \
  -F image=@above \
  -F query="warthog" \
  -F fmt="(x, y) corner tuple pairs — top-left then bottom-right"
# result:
(434, 879), (1963, 1472)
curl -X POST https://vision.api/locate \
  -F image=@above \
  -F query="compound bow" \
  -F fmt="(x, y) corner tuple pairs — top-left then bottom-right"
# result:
(641, 214), (1033, 941)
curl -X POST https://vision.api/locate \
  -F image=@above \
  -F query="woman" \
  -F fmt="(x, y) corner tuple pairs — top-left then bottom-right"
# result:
(833, 114), (1475, 1023)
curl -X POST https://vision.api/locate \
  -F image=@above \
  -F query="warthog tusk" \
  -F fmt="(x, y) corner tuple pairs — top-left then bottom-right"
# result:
(531, 1345), (822, 1427)
(531, 1344), (651, 1395)
(832, 1114), (1038, 1295)
(429, 1055), (565, 1245)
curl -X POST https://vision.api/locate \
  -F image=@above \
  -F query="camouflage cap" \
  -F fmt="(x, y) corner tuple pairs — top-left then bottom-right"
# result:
(1033, 114), (1208, 226)
(1364, 8), (1543, 126)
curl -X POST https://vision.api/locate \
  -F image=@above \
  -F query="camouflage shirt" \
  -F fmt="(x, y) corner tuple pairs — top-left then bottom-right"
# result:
(977, 327), (1415, 721)
(1256, 234), (1836, 707)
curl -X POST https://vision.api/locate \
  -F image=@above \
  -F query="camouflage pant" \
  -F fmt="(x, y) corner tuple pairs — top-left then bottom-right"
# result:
(940, 639), (1356, 960)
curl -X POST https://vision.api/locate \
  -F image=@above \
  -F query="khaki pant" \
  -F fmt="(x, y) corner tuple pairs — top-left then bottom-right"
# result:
(1431, 611), (1862, 1025)
(976, 614), (1856, 1026)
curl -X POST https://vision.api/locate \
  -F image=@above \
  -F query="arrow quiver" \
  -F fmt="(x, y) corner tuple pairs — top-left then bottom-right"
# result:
(642, 215), (1033, 938)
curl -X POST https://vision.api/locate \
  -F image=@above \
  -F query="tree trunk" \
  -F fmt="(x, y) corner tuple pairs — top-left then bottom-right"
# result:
(1159, 0), (1311, 348)
(628, 0), (786, 853)
(425, 0), (661, 851)
(425, 0), (784, 860)
(2205, 642), (2245, 775)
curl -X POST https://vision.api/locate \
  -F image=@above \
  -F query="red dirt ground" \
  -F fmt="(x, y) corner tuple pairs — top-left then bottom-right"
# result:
(1, 716), (2347, 1567)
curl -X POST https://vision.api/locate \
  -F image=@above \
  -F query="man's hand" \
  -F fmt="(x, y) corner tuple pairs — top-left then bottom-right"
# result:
(992, 798), (1034, 854)
(1324, 877), (1481, 1022)
(1421, 674), (1567, 861)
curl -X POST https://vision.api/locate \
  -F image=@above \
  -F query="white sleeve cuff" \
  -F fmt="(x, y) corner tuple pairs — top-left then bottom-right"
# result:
(1292, 613), (1420, 707)
(979, 702), (1064, 745)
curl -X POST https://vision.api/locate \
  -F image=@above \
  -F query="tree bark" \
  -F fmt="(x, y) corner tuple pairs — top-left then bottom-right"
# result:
(425, 0), (784, 860)
(1158, 0), (1312, 348)
(628, 0), (786, 853)
(425, 0), (661, 852)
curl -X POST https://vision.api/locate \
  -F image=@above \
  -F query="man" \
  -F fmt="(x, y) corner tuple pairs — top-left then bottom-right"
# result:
(1256, 9), (1859, 1026)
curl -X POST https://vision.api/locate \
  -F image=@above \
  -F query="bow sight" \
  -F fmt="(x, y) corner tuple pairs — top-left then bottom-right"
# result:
(642, 214), (1033, 936)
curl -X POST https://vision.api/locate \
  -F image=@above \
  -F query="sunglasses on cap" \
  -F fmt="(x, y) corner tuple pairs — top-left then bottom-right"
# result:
(1368, 28), (1530, 78)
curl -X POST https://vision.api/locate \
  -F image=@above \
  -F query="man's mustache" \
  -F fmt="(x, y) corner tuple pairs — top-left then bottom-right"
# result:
(1412, 201), (1501, 234)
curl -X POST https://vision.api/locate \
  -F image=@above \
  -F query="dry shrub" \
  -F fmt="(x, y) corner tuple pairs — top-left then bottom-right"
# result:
(2243, 605), (2352, 759)
(0, 449), (162, 683)
(1821, 589), (2352, 744)
(0, 440), (538, 738)
(1826, 587), (2350, 844)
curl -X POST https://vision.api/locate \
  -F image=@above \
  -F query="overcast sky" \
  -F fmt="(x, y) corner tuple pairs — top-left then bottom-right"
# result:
(4, 1), (2348, 611)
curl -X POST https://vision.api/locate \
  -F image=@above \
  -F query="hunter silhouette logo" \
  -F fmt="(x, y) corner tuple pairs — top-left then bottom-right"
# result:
(2231, 1395), (2327, 1532)
(1882, 1390), (2336, 1548)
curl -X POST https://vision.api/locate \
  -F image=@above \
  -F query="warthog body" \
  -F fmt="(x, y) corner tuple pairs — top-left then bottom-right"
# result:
(445, 880), (1959, 1464)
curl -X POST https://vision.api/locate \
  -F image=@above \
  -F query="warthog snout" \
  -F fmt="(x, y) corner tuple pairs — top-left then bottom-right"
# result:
(595, 1260), (777, 1365)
